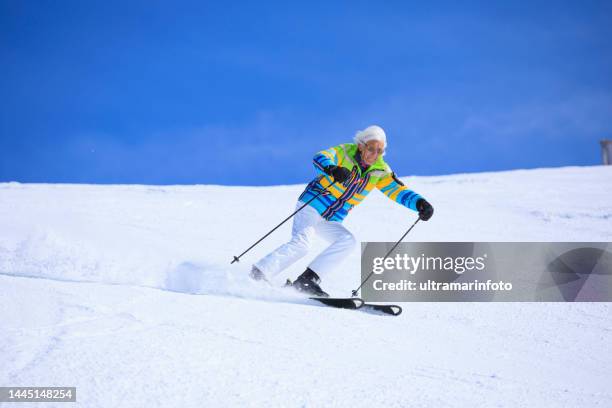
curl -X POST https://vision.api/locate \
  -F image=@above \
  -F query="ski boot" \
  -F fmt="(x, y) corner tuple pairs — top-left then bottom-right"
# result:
(291, 268), (329, 297)
(249, 266), (269, 283)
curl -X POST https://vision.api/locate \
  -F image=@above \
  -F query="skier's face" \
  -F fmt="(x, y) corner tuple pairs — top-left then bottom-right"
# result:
(359, 140), (385, 167)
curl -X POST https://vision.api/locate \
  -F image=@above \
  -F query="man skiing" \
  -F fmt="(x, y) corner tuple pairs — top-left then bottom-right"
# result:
(250, 125), (434, 297)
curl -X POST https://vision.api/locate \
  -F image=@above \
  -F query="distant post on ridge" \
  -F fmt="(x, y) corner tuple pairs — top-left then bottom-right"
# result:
(601, 140), (612, 165)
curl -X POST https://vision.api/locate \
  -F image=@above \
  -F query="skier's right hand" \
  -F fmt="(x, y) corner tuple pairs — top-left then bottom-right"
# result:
(324, 165), (351, 183)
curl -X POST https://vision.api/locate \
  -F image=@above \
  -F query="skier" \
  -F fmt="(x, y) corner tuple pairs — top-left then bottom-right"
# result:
(250, 125), (434, 297)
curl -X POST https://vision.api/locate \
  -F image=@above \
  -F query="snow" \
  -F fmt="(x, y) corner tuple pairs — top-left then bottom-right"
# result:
(1, 165), (611, 407)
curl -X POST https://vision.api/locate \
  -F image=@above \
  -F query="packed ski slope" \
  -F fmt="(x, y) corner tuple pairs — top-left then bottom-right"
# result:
(1, 165), (611, 407)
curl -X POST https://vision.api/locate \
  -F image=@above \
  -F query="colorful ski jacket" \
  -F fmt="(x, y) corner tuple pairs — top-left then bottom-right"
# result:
(298, 143), (423, 222)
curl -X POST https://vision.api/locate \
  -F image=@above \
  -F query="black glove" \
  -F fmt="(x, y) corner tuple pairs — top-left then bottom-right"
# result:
(324, 165), (351, 183)
(416, 198), (434, 221)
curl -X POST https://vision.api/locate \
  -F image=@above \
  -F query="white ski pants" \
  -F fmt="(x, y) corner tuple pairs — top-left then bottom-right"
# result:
(254, 201), (357, 278)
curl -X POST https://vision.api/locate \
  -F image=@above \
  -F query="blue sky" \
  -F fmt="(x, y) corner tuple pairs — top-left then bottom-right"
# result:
(1, 1), (611, 185)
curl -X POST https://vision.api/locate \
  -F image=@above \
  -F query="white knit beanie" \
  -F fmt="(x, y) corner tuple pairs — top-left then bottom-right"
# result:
(354, 125), (387, 148)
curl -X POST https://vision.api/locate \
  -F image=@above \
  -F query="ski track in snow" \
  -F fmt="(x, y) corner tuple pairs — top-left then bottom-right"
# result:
(1, 165), (611, 407)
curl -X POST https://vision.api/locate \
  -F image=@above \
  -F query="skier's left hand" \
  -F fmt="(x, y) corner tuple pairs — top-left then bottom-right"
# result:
(416, 199), (434, 221)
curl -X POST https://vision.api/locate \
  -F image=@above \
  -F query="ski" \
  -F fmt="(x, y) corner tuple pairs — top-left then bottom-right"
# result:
(360, 303), (402, 316)
(309, 297), (364, 309)
(285, 279), (401, 315)
(309, 297), (402, 316)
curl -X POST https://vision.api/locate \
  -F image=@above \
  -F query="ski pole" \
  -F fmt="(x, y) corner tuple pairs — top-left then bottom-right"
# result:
(231, 180), (337, 264)
(351, 217), (421, 297)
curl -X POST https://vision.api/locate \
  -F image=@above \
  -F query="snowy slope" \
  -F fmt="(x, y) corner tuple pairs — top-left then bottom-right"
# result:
(1, 165), (611, 407)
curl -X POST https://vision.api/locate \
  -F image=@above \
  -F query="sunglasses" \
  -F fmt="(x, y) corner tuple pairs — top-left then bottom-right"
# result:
(364, 145), (384, 155)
